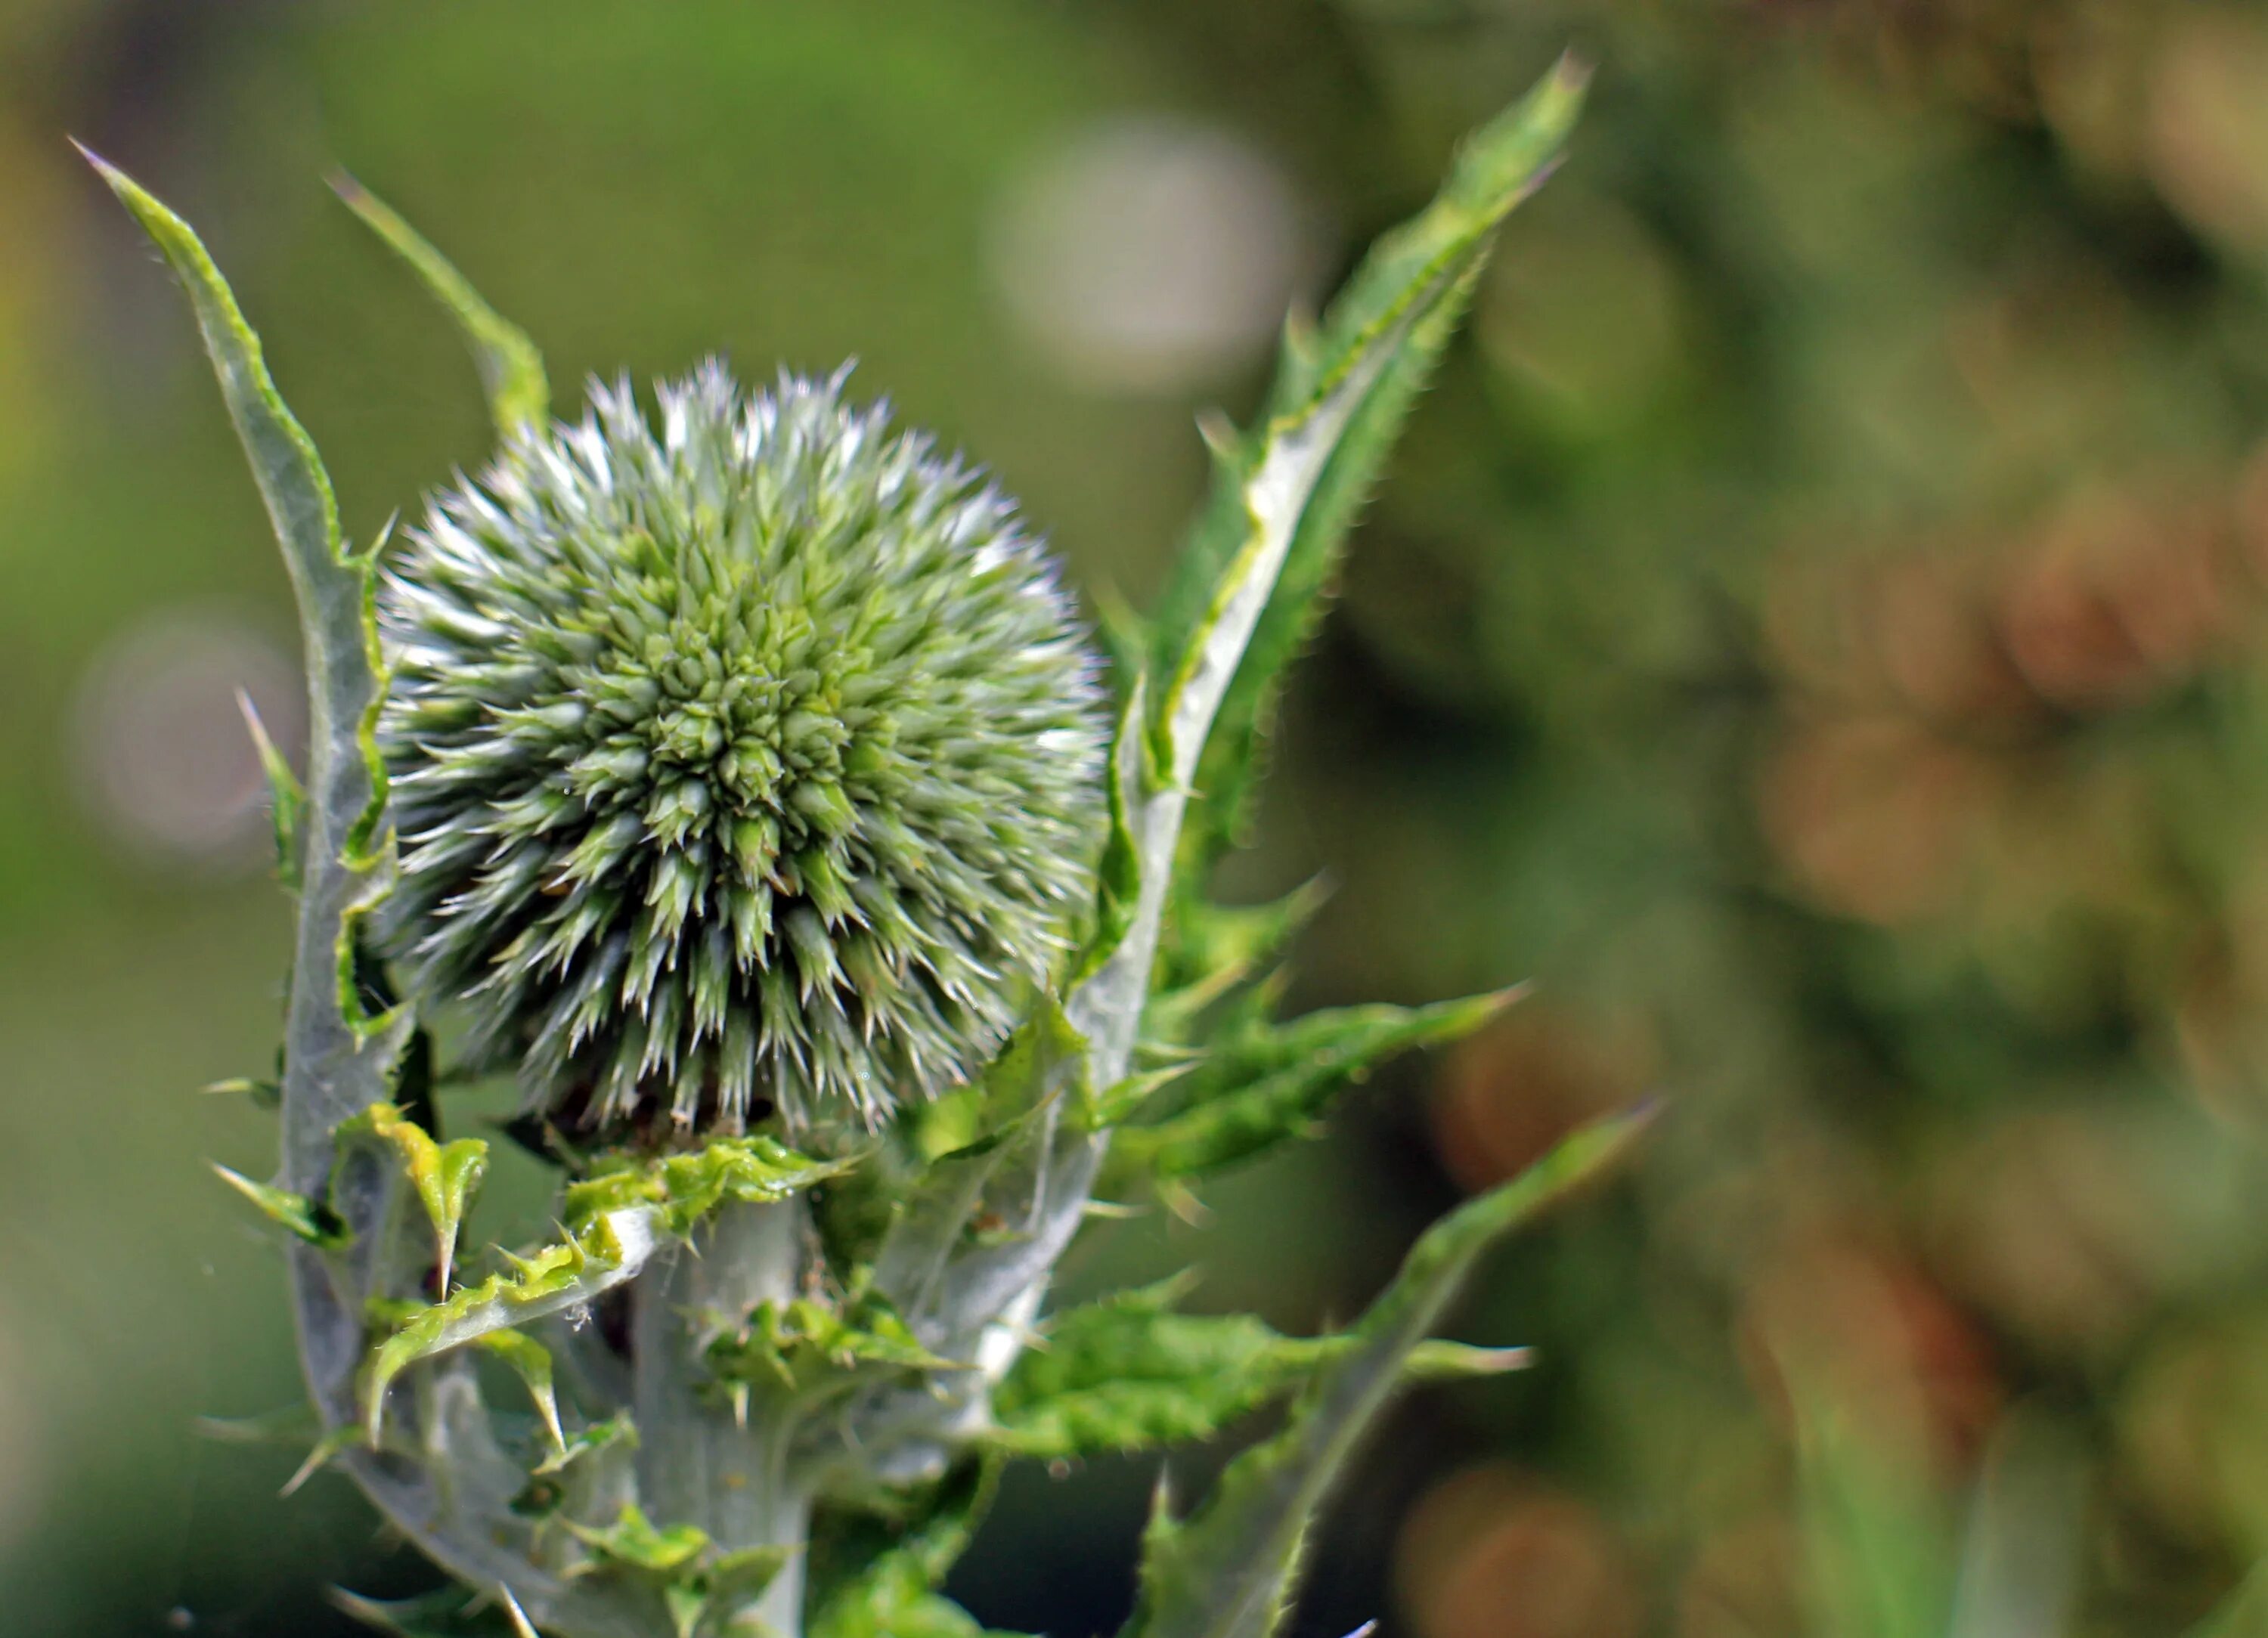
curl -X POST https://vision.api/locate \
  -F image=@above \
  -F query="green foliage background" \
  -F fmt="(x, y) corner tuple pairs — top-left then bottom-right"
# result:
(9, 3), (2268, 1635)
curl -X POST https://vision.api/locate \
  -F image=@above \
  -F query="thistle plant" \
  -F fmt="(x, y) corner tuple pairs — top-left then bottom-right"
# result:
(383, 364), (1104, 1135)
(84, 54), (1640, 1638)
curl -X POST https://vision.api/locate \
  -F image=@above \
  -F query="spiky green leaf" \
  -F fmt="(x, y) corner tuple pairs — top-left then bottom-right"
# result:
(706, 1545), (797, 1602)
(339, 1101), (488, 1291)
(1148, 57), (1587, 881)
(705, 1296), (956, 1394)
(532, 1413), (639, 1479)
(277, 1423), (361, 1498)
(1070, 59), (1582, 1092)
(871, 997), (1089, 1328)
(361, 1132), (840, 1440)
(203, 1074), (282, 1109)
(992, 1280), (1528, 1461)
(667, 1547), (798, 1638)
(562, 1133), (852, 1240)
(1116, 988), (1522, 1182)
(1120, 1107), (1646, 1638)
(79, 148), (411, 1189)
(557, 1505), (795, 1638)
(1087, 1064), (1198, 1131)
(362, 1206), (661, 1443)
(1148, 880), (1331, 1042)
(974, 993), (1092, 1133)
(331, 173), (550, 440)
(90, 148), (665, 1638)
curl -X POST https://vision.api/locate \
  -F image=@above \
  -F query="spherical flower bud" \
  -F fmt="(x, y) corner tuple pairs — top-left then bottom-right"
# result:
(379, 364), (1105, 1135)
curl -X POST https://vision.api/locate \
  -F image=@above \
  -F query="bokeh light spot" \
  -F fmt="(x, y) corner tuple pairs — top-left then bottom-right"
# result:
(988, 116), (1312, 395)
(69, 606), (304, 873)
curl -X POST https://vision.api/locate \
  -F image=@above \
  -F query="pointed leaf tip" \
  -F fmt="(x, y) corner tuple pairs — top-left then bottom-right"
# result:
(212, 1162), (344, 1247)
(280, 1423), (357, 1498)
(498, 1589), (540, 1638)
(469, 1329), (564, 1453)
(1195, 410), (1241, 463)
(1405, 1341), (1535, 1379)
(237, 687), (306, 885)
(70, 138), (125, 188)
(1551, 47), (1594, 98)
(339, 1102), (489, 1294)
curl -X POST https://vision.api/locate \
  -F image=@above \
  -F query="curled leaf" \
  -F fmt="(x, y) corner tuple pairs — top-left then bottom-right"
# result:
(468, 1328), (564, 1454)
(362, 1205), (660, 1444)
(339, 1101), (489, 1291)
(563, 1134), (852, 1240)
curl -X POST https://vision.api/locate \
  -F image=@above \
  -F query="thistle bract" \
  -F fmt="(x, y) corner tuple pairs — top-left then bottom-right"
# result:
(380, 364), (1104, 1133)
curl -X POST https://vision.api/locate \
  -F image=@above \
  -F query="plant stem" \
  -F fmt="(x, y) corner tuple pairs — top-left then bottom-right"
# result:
(634, 1197), (814, 1636)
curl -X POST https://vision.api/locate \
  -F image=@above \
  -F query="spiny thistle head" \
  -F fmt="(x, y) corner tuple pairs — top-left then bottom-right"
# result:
(379, 364), (1105, 1136)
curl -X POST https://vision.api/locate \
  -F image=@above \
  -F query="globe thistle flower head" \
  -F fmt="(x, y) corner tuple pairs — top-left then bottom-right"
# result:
(380, 364), (1105, 1136)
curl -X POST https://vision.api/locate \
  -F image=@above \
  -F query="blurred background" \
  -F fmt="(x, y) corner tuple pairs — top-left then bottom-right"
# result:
(9, 2), (2268, 1633)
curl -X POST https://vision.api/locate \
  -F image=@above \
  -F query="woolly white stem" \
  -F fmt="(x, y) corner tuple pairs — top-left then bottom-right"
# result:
(633, 1198), (816, 1636)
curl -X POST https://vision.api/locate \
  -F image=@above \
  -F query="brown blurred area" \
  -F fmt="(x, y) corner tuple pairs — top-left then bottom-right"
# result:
(11, 2), (2268, 1634)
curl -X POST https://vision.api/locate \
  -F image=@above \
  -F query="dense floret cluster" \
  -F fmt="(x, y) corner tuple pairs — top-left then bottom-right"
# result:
(379, 365), (1104, 1134)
